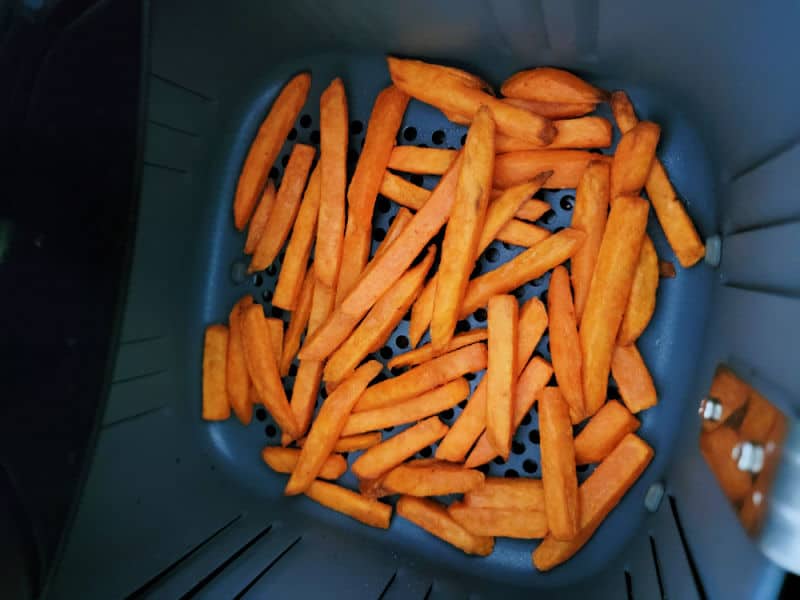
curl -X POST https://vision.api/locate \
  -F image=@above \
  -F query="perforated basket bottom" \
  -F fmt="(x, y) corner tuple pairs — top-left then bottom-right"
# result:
(200, 53), (715, 589)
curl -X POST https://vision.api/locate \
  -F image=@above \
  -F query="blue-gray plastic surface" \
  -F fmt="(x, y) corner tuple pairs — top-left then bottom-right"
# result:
(47, 1), (799, 598)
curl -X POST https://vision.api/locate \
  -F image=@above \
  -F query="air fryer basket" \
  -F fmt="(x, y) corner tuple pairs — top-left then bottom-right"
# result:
(37, 1), (800, 598)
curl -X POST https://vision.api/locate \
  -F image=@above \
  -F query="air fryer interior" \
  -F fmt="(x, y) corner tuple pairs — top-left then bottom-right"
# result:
(47, 1), (799, 599)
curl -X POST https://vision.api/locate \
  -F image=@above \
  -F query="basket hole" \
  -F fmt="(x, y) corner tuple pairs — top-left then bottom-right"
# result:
(420, 446), (433, 458)
(390, 366), (403, 376)
(504, 469), (519, 478)
(384, 426), (394, 432)
(560, 195), (574, 211)
(373, 227), (386, 242)
(523, 459), (538, 474)
(350, 120), (363, 135)
(348, 148), (359, 164)
(299, 114), (312, 128)
(266, 264), (278, 277)
(465, 372), (476, 381)
(458, 400), (468, 409)
(402, 309), (412, 322)
(310, 130), (320, 144)
(539, 209), (557, 225)
(512, 441), (525, 455)
(380, 346), (393, 359)
(270, 306), (284, 319)
(265, 424), (277, 438)
(396, 335), (409, 349)
(521, 412), (532, 426)
(288, 128), (297, 141)
(485, 247), (499, 263)
(577, 464), (590, 473)
(410, 174), (424, 186)
(528, 429), (540, 444)
(320, 387), (328, 400)
(288, 363), (298, 377)
(376, 196), (391, 214)
(432, 130), (446, 145)
(403, 126), (417, 142)
(474, 308), (487, 323)
(252, 273), (263, 286)
(493, 456), (506, 466)
(281, 154), (290, 168)
(269, 167), (280, 180)
(440, 408), (455, 420)
(255, 408), (267, 422)
(262, 289), (273, 303)
(501, 241), (513, 250)
(460, 133), (467, 146)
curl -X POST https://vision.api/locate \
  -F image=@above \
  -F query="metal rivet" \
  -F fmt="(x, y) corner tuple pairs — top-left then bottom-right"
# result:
(699, 396), (723, 422)
(704, 235), (722, 267)
(752, 491), (763, 506)
(645, 482), (665, 512)
(732, 441), (765, 474)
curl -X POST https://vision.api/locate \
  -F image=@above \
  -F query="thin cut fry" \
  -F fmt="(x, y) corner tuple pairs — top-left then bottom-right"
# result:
(515, 198), (551, 222)
(496, 219), (550, 248)
(435, 380), (488, 463)
(538, 386), (579, 540)
(495, 117), (612, 152)
(611, 344), (657, 413)
(297, 432), (383, 453)
(610, 121), (660, 201)
(381, 461), (485, 496)
(618, 235), (659, 345)
(379, 171), (429, 211)
(501, 68), (608, 104)
(285, 361), (382, 495)
(234, 73), (310, 230)
(265, 318), (284, 367)
(227, 296), (255, 425)
(533, 433), (654, 571)
(463, 477), (545, 510)
(580, 195), (649, 416)
(355, 343), (487, 412)
(261, 447), (346, 480)
(280, 265), (315, 376)
(388, 329), (487, 370)
(448, 503), (549, 539)
(574, 400), (639, 465)
(250, 143), (316, 272)
(374, 207), (413, 260)
(305, 480), (392, 529)
(203, 324), (230, 421)
(408, 276), (435, 348)
(388, 146), (458, 175)
(494, 150), (610, 190)
(547, 266), (584, 422)
(486, 295), (518, 459)
(342, 378), (469, 436)
(432, 105), (495, 351)
(480, 175), (554, 249)
(244, 180), (276, 254)
(351, 417), (449, 480)
(571, 160), (610, 323)
(284, 360), (324, 445)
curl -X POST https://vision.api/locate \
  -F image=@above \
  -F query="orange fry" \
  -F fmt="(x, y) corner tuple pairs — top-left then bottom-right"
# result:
(297, 431), (383, 453)
(408, 276), (435, 348)
(502, 96), (596, 119)
(611, 344), (657, 413)
(435, 379), (488, 463)
(265, 318), (284, 368)
(501, 67), (608, 104)
(388, 329), (487, 370)
(496, 219), (550, 248)
(388, 146), (458, 175)
(227, 296), (255, 425)
(618, 235), (659, 345)
(495, 117), (612, 152)
(448, 503), (548, 539)
(515, 198), (551, 222)
(244, 180), (276, 254)
(547, 266), (584, 422)
(574, 400), (640, 465)
(379, 171), (430, 211)
(280, 265), (316, 376)
(700, 426), (752, 503)
(284, 360), (323, 446)
(305, 480), (392, 529)
(494, 150), (610, 190)
(463, 477), (545, 510)
(486, 295), (518, 459)
(203, 324), (230, 421)
(610, 121), (660, 201)
(381, 460), (485, 497)
(261, 447), (346, 480)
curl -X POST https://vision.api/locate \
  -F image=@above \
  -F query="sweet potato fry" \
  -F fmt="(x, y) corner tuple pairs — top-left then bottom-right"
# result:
(580, 195), (649, 415)
(610, 91), (704, 267)
(502, 97), (596, 119)
(408, 277), (435, 348)
(618, 234), (658, 345)
(611, 344), (657, 413)
(388, 146), (458, 175)
(396, 495), (494, 556)
(460, 228), (585, 318)
(284, 360), (324, 446)
(574, 400), (640, 464)
(300, 156), (462, 362)
(305, 480), (392, 529)
(538, 386), (579, 540)
(388, 57), (556, 146)
(515, 198), (551, 222)
(703, 365), (750, 432)
(244, 180), (276, 254)
(379, 171), (429, 211)
(265, 318), (284, 367)
(435, 380), (488, 463)
(250, 143), (316, 272)
(315, 78), (349, 289)
(285, 361), (382, 495)
(432, 105), (495, 351)
(280, 265), (315, 376)
(494, 150), (610, 190)
(298, 431), (382, 453)
(532, 433), (654, 571)
(355, 343), (487, 412)
(547, 266), (584, 422)
(739, 389), (782, 443)
(261, 447), (346, 480)
(486, 295), (518, 459)
(324, 247), (434, 383)
(495, 117), (612, 152)
(374, 207), (413, 260)
(478, 173), (553, 250)
(381, 461), (485, 496)
(227, 296), (254, 425)
(342, 378), (469, 436)
(463, 477), (545, 510)
(352, 417), (449, 480)
(448, 503), (549, 539)
(234, 73), (310, 230)
(571, 160), (610, 323)
(203, 324), (230, 421)
(241, 305), (298, 437)
(496, 219), (550, 248)
(610, 121), (660, 201)
(272, 166), (321, 309)
(337, 86), (410, 303)
(700, 426), (752, 503)
(501, 67), (608, 104)
(388, 329), (487, 370)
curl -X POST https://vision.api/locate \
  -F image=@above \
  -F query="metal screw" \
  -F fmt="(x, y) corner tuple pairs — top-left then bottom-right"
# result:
(752, 491), (763, 507)
(732, 441), (765, 474)
(699, 396), (723, 422)
(644, 482), (665, 512)
(705, 235), (722, 267)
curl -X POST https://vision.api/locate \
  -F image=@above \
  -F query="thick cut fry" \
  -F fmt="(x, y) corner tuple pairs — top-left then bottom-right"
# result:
(704, 365), (750, 432)
(533, 433), (654, 571)
(375, 207), (413, 260)
(355, 343), (487, 412)
(388, 146), (458, 175)
(465, 357), (553, 467)
(280, 265), (315, 376)
(435, 380), (488, 462)
(547, 266), (584, 422)
(618, 235), (658, 345)
(381, 461), (485, 496)
(284, 360), (323, 446)
(700, 426), (752, 503)
(432, 105), (495, 351)
(396, 496), (494, 556)
(273, 166), (321, 309)
(305, 480), (391, 529)
(460, 228), (585, 318)
(610, 121), (660, 201)
(265, 318), (284, 367)
(227, 296), (254, 425)
(297, 432), (382, 453)
(352, 417), (449, 480)
(342, 378), (469, 436)
(388, 329), (487, 370)
(502, 96), (597, 119)
(574, 400), (639, 465)
(261, 447), (346, 480)
(571, 161), (610, 323)
(486, 295), (518, 459)
(338, 86), (410, 303)
(539, 387), (579, 540)
(250, 143), (316, 272)
(285, 361), (382, 495)
(495, 117), (612, 152)
(300, 157), (461, 362)
(580, 195), (649, 416)
(241, 305), (298, 437)
(448, 503), (548, 539)
(494, 150), (609, 190)
(379, 171), (429, 211)
(515, 198), (551, 222)
(496, 219), (550, 248)
(324, 247), (434, 383)
(611, 344), (657, 413)
(244, 180), (276, 254)
(388, 57), (556, 146)
(610, 91), (704, 267)
(234, 73), (311, 230)
(464, 477), (545, 510)
(501, 68), (608, 104)
(203, 324), (230, 421)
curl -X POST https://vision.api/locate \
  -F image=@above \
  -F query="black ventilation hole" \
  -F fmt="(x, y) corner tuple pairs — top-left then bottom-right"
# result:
(512, 441), (525, 455)
(513, 287), (526, 299)
(471, 263), (482, 278)
(288, 363), (298, 377)
(269, 167), (279, 180)
(432, 130), (446, 145)
(350, 120), (363, 135)
(390, 366), (403, 376)
(320, 387), (328, 400)
(460, 133), (467, 146)
(255, 408), (267, 422)
(262, 289), (273, 303)
(560, 195), (574, 211)
(458, 400), (468, 409)
(504, 469), (519, 478)
(473, 308), (487, 323)
(271, 306), (285, 319)
(502, 241), (513, 250)
(281, 154), (290, 168)
(287, 128), (297, 141)
(403, 127), (417, 141)
(485, 248), (499, 263)
(299, 114), (312, 128)
(577, 464), (590, 473)
(539, 209), (557, 225)
(523, 459), (538, 474)
(376, 196), (391, 214)
(380, 346), (393, 359)
(521, 413), (532, 426)
(420, 446), (433, 458)
(477, 463), (491, 475)
(373, 227), (386, 242)
(310, 130), (320, 144)
(528, 429), (540, 444)
(265, 424), (277, 438)
(465, 372), (476, 381)
(253, 274), (263, 286)
(456, 319), (471, 333)
(402, 309), (412, 322)
(384, 426), (394, 432)
(410, 174), (424, 186)
(440, 408), (455, 420)
(266, 264), (278, 277)
(493, 456), (506, 466)
(396, 335), (409, 349)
